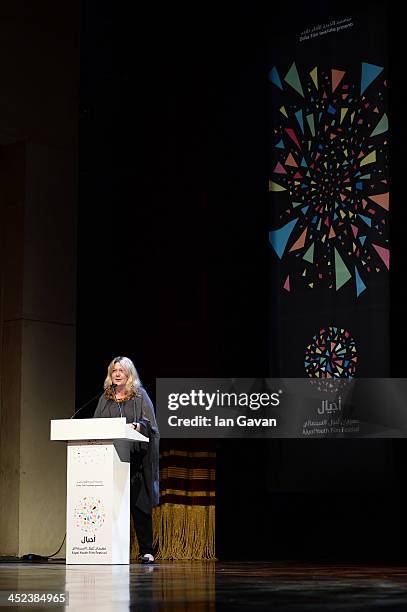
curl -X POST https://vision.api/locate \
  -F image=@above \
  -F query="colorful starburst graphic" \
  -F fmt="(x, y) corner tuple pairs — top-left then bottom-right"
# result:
(268, 62), (389, 296)
(74, 497), (106, 533)
(305, 326), (357, 378)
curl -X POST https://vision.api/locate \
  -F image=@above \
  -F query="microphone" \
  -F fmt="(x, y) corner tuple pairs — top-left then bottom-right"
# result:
(111, 383), (123, 417)
(70, 390), (104, 419)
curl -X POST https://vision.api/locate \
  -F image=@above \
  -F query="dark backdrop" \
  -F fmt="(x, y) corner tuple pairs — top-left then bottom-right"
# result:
(78, 0), (407, 560)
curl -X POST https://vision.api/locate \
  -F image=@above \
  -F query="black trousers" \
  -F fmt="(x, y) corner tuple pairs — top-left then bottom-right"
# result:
(130, 466), (153, 556)
(131, 505), (153, 556)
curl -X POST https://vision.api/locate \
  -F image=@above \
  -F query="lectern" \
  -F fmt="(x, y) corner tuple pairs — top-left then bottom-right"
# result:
(50, 417), (148, 564)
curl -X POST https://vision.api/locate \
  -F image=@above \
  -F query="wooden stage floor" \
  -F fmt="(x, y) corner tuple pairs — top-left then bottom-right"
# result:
(2, 561), (407, 610)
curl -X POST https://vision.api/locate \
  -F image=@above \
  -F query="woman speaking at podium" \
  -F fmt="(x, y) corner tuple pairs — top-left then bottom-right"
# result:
(93, 356), (159, 564)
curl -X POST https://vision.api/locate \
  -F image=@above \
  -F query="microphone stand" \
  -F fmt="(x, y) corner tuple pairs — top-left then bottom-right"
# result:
(70, 391), (103, 419)
(112, 384), (123, 418)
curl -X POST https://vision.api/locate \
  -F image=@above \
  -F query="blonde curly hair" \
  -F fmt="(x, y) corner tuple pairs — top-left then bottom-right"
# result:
(104, 356), (141, 397)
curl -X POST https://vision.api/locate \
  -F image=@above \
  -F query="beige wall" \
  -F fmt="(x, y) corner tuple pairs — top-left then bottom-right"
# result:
(0, 321), (22, 553)
(0, 142), (25, 555)
(0, 2), (78, 557)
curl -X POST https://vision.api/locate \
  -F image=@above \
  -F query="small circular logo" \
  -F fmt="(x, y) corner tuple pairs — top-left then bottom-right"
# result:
(74, 497), (106, 533)
(305, 326), (357, 379)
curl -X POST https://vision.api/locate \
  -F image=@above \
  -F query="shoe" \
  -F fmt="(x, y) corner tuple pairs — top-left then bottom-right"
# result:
(140, 554), (154, 564)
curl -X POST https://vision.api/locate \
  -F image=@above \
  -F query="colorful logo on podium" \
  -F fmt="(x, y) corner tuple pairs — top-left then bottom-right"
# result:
(74, 497), (106, 533)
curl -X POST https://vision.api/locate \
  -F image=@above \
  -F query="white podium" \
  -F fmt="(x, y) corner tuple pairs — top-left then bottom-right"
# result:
(50, 418), (148, 565)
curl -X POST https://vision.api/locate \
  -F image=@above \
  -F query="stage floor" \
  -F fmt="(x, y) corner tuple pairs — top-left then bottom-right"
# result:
(1, 561), (407, 610)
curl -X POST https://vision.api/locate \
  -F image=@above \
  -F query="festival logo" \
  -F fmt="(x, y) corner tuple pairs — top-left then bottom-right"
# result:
(74, 497), (106, 533)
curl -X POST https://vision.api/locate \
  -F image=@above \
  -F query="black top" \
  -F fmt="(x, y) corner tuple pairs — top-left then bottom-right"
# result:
(93, 387), (160, 512)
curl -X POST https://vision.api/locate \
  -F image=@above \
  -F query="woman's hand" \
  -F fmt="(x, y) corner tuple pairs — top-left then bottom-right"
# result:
(132, 421), (148, 436)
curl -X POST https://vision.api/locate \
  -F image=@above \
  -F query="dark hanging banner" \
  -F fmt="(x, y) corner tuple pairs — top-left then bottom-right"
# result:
(267, 6), (389, 378)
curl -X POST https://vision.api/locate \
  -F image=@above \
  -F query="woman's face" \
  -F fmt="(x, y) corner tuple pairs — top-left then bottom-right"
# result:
(111, 362), (128, 387)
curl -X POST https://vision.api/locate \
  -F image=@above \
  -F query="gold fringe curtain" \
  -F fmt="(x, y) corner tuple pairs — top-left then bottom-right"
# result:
(131, 440), (216, 560)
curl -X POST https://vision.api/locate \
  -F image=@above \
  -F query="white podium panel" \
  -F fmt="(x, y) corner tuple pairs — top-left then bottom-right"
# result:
(51, 417), (149, 442)
(66, 440), (129, 564)
(50, 418), (148, 565)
